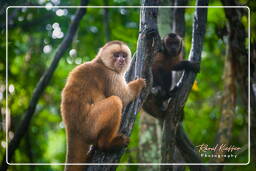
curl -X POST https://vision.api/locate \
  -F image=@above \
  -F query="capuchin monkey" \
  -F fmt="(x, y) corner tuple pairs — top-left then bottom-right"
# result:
(143, 33), (199, 117)
(61, 41), (146, 171)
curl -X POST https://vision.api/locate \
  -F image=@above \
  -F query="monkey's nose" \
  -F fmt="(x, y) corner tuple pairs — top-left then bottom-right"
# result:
(118, 57), (125, 63)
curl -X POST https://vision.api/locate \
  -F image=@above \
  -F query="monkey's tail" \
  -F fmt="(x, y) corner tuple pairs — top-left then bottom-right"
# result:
(65, 136), (91, 171)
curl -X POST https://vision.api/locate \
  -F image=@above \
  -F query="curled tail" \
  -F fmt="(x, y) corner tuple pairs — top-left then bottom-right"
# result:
(65, 135), (90, 171)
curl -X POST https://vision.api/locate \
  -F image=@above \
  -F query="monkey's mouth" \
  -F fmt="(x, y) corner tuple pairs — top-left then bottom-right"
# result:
(115, 63), (126, 71)
(117, 63), (125, 67)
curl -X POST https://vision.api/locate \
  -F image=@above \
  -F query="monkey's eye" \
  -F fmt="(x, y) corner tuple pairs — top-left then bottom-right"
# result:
(113, 52), (119, 58)
(122, 52), (127, 58)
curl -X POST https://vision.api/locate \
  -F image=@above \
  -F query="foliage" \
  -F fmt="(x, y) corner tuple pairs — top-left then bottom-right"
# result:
(0, 0), (253, 171)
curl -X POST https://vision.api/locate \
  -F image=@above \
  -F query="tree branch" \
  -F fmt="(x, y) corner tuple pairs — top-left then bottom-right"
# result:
(86, 1), (161, 170)
(103, 0), (111, 42)
(172, 0), (187, 37)
(209, 0), (247, 168)
(0, 1), (89, 170)
(161, 0), (208, 170)
(250, 40), (256, 164)
(170, 1), (207, 170)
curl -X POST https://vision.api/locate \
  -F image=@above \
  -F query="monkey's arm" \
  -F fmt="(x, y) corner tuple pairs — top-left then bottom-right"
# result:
(172, 61), (200, 73)
(156, 61), (200, 101)
(126, 78), (146, 101)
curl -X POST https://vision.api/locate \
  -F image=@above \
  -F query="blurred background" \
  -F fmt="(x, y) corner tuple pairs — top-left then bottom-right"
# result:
(0, 0), (254, 171)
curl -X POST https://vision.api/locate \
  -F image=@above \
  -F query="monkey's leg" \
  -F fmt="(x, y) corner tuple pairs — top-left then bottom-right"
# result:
(88, 96), (129, 151)
(65, 132), (90, 171)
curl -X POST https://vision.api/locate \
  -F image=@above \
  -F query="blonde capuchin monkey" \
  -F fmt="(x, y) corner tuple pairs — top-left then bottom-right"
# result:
(61, 41), (146, 171)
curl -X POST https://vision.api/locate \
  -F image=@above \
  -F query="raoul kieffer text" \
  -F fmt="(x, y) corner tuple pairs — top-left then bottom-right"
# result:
(196, 144), (241, 153)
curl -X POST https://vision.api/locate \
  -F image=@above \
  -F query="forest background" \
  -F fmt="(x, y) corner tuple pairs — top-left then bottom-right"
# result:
(0, 0), (255, 171)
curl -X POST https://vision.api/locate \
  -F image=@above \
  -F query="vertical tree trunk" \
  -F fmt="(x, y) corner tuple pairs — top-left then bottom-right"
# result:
(250, 41), (256, 164)
(86, 0), (161, 170)
(161, 1), (208, 171)
(213, 44), (236, 163)
(103, 0), (110, 42)
(170, 1), (187, 171)
(172, 0), (187, 37)
(211, 0), (248, 168)
(139, 111), (161, 170)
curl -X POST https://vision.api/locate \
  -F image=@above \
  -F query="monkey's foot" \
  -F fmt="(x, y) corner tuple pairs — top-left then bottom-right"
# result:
(100, 134), (130, 153)
(115, 134), (130, 147)
(151, 86), (161, 96)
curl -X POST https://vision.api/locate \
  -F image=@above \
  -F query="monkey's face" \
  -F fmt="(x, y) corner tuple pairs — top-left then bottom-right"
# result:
(112, 51), (129, 72)
(99, 41), (131, 73)
(163, 33), (183, 57)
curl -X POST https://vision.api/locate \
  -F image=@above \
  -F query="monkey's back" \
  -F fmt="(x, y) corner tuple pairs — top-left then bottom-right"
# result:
(61, 62), (108, 131)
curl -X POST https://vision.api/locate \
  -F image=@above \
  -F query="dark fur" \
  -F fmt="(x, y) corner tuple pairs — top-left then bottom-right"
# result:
(143, 33), (199, 117)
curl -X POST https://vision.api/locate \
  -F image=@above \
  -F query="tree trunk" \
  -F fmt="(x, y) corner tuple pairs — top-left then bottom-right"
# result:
(251, 41), (256, 164)
(103, 0), (110, 42)
(210, 0), (248, 168)
(86, 0), (161, 170)
(161, 0), (208, 170)
(172, 0), (187, 37)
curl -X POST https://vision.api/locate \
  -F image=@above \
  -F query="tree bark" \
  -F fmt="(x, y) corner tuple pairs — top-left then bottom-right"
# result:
(210, 0), (248, 168)
(0, 1), (89, 170)
(103, 0), (110, 42)
(250, 41), (256, 164)
(161, 0), (208, 170)
(171, 1), (205, 171)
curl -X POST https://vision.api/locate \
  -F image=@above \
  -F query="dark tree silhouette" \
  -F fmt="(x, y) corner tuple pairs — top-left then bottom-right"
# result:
(0, 0), (89, 170)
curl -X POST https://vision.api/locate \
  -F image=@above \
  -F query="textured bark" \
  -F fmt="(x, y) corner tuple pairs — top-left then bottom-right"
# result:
(139, 111), (161, 169)
(86, 1), (161, 170)
(0, 1), (89, 170)
(210, 0), (248, 167)
(251, 41), (256, 164)
(213, 45), (236, 163)
(0, 0), (39, 29)
(172, 0), (187, 37)
(172, 1), (207, 171)
(161, 0), (208, 170)
(170, 1), (186, 169)
(103, 0), (110, 42)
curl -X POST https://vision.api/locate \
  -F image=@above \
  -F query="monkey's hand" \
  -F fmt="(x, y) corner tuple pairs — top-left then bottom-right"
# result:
(136, 78), (146, 89)
(172, 61), (200, 73)
(128, 78), (146, 98)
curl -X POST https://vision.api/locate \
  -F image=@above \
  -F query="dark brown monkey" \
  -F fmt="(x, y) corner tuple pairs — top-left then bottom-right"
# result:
(61, 41), (146, 171)
(143, 33), (199, 117)
(152, 33), (199, 98)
